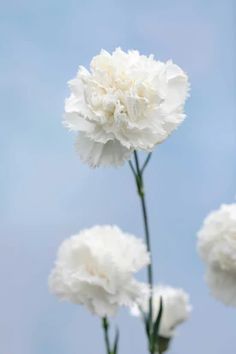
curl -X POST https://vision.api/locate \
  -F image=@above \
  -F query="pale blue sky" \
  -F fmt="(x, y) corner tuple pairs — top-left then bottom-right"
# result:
(1, 0), (236, 353)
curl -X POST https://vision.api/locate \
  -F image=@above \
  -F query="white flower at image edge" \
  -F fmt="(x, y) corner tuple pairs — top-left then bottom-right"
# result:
(49, 225), (150, 317)
(197, 203), (236, 306)
(206, 266), (236, 307)
(64, 48), (189, 167)
(131, 285), (192, 338)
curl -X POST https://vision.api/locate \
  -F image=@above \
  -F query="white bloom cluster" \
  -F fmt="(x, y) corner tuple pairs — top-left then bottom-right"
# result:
(131, 285), (191, 338)
(64, 48), (189, 167)
(49, 225), (150, 317)
(197, 203), (236, 306)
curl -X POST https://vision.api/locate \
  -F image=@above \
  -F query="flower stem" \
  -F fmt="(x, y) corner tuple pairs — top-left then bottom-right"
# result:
(130, 151), (154, 353)
(102, 317), (111, 354)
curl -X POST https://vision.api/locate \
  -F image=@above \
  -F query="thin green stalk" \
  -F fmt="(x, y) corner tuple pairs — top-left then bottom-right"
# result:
(130, 151), (154, 353)
(102, 317), (111, 354)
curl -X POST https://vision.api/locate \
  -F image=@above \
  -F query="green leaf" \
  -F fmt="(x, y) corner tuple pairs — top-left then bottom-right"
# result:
(139, 306), (150, 338)
(151, 297), (163, 350)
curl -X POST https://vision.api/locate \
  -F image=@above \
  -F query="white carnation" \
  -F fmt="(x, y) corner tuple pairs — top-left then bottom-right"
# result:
(197, 203), (236, 306)
(131, 285), (191, 338)
(49, 225), (150, 317)
(64, 48), (189, 167)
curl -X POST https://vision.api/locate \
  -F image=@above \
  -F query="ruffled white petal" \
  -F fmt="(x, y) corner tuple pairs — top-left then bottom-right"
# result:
(76, 133), (133, 167)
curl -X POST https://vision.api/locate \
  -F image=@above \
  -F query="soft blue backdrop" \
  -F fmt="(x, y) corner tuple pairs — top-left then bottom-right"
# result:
(1, 0), (236, 353)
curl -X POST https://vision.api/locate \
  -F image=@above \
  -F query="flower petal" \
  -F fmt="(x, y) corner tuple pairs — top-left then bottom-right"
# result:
(76, 133), (133, 167)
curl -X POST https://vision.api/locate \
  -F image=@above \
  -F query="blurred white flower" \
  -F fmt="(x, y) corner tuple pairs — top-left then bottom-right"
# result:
(131, 285), (191, 338)
(197, 203), (236, 270)
(206, 266), (236, 306)
(49, 225), (150, 317)
(197, 203), (236, 306)
(64, 48), (189, 167)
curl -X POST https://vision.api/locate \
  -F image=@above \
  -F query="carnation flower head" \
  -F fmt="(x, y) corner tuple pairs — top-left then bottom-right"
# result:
(64, 48), (189, 167)
(49, 225), (150, 317)
(131, 285), (191, 338)
(197, 203), (236, 306)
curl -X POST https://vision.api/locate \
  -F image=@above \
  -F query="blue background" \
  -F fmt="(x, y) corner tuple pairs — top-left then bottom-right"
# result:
(1, 0), (236, 353)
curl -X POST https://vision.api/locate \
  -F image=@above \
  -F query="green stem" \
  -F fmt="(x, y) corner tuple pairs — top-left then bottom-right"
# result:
(131, 151), (154, 353)
(102, 317), (111, 354)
